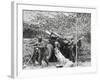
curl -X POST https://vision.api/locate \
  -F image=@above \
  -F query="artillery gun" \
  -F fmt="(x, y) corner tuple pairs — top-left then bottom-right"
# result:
(45, 30), (69, 45)
(45, 30), (84, 63)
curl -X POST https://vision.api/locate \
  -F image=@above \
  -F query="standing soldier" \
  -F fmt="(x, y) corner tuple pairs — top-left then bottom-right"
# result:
(31, 36), (45, 64)
(32, 36), (49, 66)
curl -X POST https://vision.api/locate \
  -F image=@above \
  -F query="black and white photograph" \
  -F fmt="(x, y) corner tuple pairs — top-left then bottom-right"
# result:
(22, 10), (91, 69)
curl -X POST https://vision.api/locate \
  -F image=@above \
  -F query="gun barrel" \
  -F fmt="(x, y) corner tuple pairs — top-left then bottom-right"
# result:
(45, 30), (51, 35)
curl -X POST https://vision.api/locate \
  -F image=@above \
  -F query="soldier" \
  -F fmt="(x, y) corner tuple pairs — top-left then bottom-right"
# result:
(54, 41), (73, 67)
(32, 36), (49, 66)
(49, 32), (58, 47)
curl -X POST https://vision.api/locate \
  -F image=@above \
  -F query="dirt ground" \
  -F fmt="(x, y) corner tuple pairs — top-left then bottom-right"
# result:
(23, 61), (91, 70)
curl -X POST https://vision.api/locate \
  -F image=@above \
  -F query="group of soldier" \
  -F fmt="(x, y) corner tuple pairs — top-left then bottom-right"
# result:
(24, 31), (82, 67)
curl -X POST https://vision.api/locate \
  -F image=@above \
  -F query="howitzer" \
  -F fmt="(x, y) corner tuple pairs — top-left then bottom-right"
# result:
(45, 30), (66, 40)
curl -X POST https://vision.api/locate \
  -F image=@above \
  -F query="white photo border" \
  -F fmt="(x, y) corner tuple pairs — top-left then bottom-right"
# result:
(12, 2), (97, 78)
